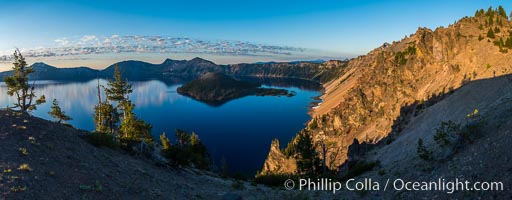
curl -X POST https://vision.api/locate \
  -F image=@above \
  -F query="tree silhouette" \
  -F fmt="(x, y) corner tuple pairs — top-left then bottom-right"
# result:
(316, 133), (338, 174)
(417, 138), (432, 161)
(48, 98), (72, 123)
(164, 129), (210, 169)
(294, 130), (321, 175)
(4, 50), (45, 112)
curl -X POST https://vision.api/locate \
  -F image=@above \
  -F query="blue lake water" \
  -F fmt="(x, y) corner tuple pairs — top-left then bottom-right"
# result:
(0, 78), (321, 174)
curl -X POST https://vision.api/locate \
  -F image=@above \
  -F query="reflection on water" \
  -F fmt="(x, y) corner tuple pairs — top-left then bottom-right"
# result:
(236, 76), (322, 91)
(0, 78), (320, 174)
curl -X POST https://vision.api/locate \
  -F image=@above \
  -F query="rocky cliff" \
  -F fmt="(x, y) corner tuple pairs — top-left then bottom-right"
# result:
(260, 139), (297, 175)
(261, 8), (512, 175)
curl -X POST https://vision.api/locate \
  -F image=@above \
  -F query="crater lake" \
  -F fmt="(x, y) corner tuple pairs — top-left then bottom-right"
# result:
(0, 77), (321, 174)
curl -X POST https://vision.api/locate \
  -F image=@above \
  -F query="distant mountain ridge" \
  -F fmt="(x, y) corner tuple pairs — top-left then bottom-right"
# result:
(0, 62), (101, 80)
(0, 57), (347, 82)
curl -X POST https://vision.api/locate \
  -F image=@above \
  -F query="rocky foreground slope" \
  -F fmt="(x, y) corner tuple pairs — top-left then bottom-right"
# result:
(0, 110), (304, 200)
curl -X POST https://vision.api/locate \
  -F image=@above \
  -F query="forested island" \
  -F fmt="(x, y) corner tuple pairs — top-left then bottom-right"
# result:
(177, 72), (294, 106)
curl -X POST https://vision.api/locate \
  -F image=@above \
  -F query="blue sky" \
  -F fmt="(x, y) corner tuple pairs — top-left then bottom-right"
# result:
(0, 0), (509, 70)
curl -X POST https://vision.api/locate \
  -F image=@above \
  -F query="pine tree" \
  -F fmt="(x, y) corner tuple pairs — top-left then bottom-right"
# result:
(160, 132), (172, 157)
(498, 5), (507, 18)
(48, 99), (72, 123)
(176, 129), (191, 146)
(105, 64), (132, 101)
(190, 132), (207, 156)
(93, 101), (119, 134)
(100, 65), (153, 147)
(4, 50), (46, 112)
(95, 79), (102, 130)
(417, 139), (432, 161)
(93, 79), (119, 134)
(163, 129), (210, 168)
(487, 28), (495, 38)
(494, 26), (500, 33)
(160, 132), (171, 151)
(294, 130), (321, 175)
(475, 9), (482, 17)
(506, 37), (512, 48)
(104, 64), (132, 117)
(118, 100), (152, 143)
(189, 132), (209, 169)
(497, 17), (503, 27)
(486, 6), (495, 17)
(104, 64), (136, 136)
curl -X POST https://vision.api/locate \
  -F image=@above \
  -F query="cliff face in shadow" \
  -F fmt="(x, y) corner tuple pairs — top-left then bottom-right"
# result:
(177, 72), (294, 106)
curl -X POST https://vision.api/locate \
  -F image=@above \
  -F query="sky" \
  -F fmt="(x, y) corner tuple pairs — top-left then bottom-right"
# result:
(0, 0), (509, 71)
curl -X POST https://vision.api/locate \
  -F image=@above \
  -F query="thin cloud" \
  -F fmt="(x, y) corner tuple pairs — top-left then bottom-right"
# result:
(0, 35), (311, 62)
(54, 38), (70, 46)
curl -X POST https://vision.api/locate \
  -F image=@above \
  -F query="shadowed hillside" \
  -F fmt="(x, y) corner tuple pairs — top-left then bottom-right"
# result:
(340, 74), (512, 198)
(0, 110), (307, 199)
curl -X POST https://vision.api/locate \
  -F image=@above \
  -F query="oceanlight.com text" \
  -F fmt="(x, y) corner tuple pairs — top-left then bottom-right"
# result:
(283, 178), (504, 194)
